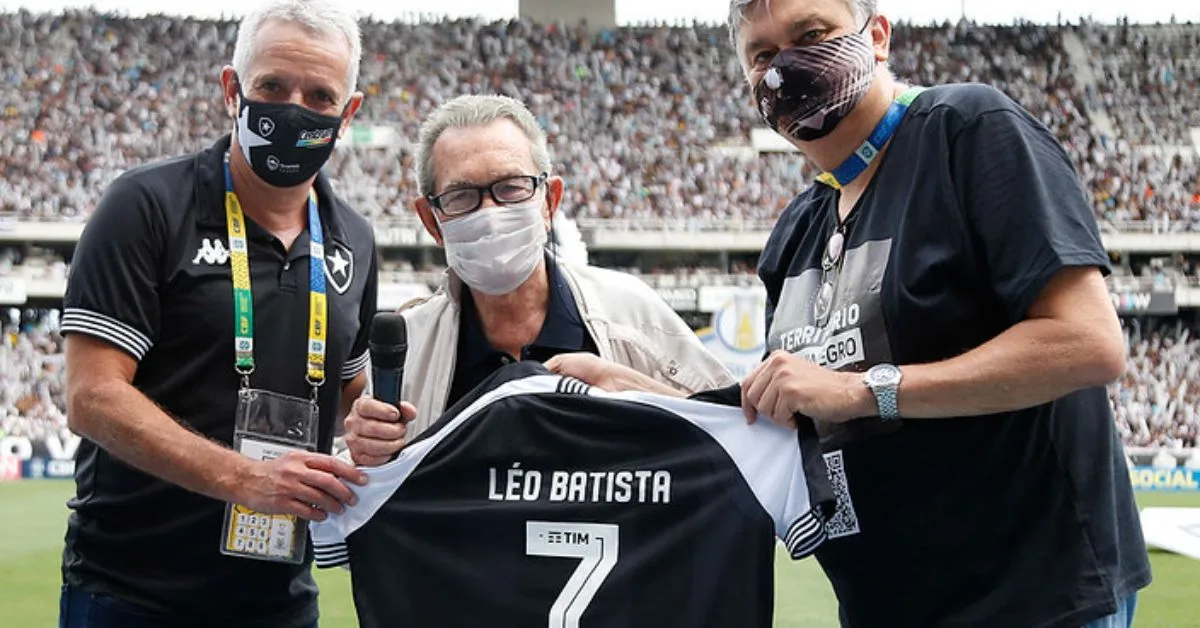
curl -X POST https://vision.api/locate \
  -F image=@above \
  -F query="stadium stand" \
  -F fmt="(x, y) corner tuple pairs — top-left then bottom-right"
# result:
(1083, 21), (1200, 148)
(1, 11), (1197, 229)
(3, 306), (1198, 450)
(1, 11), (1199, 456)
(1115, 317), (1200, 449)
(0, 309), (66, 444)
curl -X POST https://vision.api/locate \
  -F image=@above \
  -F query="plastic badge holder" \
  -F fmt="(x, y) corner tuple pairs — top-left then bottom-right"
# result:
(219, 388), (320, 564)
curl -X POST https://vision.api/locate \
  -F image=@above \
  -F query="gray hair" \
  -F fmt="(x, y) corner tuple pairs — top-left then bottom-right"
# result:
(727, 0), (877, 47)
(416, 94), (553, 197)
(232, 0), (362, 101)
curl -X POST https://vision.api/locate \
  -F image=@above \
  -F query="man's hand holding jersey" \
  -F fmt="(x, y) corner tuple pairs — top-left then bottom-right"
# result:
(550, 350), (874, 430)
(344, 397), (418, 466)
(345, 351), (862, 468)
(741, 350), (872, 427)
(237, 451), (368, 521)
(545, 353), (687, 398)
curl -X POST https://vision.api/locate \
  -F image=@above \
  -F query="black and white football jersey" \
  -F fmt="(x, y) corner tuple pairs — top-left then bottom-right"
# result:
(312, 362), (833, 628)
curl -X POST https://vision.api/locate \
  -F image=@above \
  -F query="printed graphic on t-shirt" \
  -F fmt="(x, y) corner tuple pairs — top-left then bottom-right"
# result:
(768, 238), (898, 449)
(822, 450), (860, 539)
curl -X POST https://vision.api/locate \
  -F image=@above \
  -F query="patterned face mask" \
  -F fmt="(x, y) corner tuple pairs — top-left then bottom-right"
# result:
(754, 26), (877, 142)
(234, 78), (345, 188)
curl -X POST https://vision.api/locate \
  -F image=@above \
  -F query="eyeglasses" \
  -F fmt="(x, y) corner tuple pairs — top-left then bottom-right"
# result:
(813, 228), (846, 326)
(427, 173), (548, 217)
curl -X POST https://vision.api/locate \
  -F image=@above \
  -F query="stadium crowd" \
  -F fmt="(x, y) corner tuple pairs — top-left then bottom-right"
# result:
(2, 10), (1199, 453)
(0, 310), (67, 446)
(1, 306), (1197, 450)
(1115, 318), (1200, 449)
(1, 10), (1198, 229)
(1083, 21), (1200, 148)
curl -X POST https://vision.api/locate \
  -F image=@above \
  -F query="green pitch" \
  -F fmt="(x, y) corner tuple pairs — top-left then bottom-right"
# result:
(2, 481), (1197, 627)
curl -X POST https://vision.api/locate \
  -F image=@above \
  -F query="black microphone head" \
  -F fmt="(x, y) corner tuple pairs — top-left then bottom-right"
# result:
(370, 312), (407, 347)
(371, 311), (406, 343)
(369, 313), (407, 369)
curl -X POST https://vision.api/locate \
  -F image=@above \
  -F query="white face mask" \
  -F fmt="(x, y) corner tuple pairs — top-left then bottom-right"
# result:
(439, 200), (549, 296)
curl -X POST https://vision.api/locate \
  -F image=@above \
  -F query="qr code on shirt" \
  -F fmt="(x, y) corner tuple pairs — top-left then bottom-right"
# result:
(822, 450), (861, 539)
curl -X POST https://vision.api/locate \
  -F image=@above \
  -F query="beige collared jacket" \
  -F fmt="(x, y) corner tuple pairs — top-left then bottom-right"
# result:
(393, 260), (736, 437)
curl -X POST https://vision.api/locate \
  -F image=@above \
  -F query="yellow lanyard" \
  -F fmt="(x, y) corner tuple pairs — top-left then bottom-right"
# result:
(223, 154), (327, 390)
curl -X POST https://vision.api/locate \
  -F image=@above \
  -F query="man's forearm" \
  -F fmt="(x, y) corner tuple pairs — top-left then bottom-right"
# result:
(71, 380), (249, 503)
(883, 317), (1124, 419)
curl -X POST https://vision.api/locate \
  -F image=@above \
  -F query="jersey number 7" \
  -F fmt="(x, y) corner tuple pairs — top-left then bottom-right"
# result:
(526, 521), (621, 628)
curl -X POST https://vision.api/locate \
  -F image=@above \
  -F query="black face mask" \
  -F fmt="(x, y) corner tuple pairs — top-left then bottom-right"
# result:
(753, 25), (877, 142)
(234, 81), (344, 188)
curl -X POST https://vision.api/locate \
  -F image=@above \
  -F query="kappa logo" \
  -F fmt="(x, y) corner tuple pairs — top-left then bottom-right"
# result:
(192, 238), (230, 266)
(324, 242), (354, 295)
(258, 117), (275, 137)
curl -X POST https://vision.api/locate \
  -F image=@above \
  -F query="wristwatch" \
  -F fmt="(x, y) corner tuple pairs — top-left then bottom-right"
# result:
(863, 364), (903, 421)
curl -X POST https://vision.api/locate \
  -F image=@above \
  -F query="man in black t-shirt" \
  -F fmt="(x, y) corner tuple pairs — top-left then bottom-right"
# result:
(58, 2), (374, 626)
(554, 0), (1150, 626)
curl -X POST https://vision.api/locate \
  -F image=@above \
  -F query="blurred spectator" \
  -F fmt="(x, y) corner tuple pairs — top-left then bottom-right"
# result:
(1083, 22), (1200, 147)
(0, 11), (1196, 230)
(5, 294), (1200, 453)
(0, 309), (67, 444)
(0, 246), (69, 280)
(2, 11), (1200, 451)
(1111, 317), (1200, 449)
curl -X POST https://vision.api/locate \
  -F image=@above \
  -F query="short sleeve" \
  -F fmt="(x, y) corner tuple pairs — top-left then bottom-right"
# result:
(62, 175), (164, 361)
(341, 246), (377, 381)
(952, 108), (1110, 323)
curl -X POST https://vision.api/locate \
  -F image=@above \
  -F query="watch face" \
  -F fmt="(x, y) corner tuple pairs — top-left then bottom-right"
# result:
(868, 365), (900, 386)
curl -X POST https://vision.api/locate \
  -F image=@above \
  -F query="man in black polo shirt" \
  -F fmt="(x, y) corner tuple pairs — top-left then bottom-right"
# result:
(58, 2), (375, 626)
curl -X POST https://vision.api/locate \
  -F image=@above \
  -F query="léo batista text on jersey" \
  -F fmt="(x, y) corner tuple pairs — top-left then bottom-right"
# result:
(488, 463), (673, 504)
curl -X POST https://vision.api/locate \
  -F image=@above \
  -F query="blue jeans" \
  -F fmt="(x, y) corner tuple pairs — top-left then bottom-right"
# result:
(1081, 593), (1138, 628)
(59, 585), (319, 628)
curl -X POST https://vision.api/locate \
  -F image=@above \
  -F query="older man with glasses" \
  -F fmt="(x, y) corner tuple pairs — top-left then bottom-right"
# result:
(341, 94), (734, 464)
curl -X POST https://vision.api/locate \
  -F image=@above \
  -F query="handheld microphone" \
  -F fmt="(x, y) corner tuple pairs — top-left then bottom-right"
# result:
(369, 312), (407, 407)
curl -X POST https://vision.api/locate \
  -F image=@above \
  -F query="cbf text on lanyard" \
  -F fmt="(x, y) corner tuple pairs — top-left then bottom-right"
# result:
(223, 153), (328, 397)
(219, 153), (329, 565)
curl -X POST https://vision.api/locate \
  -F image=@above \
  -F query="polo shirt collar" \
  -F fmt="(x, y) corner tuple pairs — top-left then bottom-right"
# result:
(458, 255), (586, 368)
(194, 135), (352, 248)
